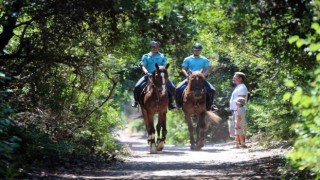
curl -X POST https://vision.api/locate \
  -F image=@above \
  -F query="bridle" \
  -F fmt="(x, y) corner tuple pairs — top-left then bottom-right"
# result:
(151, 67), (168, 94)
(147, 66), (168, 109)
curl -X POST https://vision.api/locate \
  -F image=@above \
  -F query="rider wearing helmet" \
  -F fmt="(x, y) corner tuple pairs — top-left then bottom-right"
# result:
(175, 43), (216, 111)
(132, 40), (177, 110)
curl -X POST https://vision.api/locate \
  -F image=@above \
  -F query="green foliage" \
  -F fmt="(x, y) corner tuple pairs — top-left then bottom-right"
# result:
(284, 20), (320, 176)
(166, 111), (189, 145)
(154, 5), (319, 174)
(1, 0), (135, 174)
(85, 101), (123, 153)
(142, 0), (313, 144)
(0, 0), (319, 177)
(0, 72), (20, 179)
(12, 124), (73, 166)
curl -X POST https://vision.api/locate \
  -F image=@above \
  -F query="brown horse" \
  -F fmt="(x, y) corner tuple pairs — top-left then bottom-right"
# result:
(182, 71), (221, 150)
(140, 63), (170, 153)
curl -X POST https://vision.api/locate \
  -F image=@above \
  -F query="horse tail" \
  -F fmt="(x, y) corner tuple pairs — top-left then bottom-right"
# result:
(204, 111), (222, 124)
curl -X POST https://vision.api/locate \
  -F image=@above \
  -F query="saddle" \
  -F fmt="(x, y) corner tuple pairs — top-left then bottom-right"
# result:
(137, 84), (148, 106)
(136, 80), (169, 106)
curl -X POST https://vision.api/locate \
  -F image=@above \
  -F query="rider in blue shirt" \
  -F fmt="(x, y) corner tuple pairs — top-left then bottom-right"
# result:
(175, 43), (216, 111)
(132, 41), (177, 110)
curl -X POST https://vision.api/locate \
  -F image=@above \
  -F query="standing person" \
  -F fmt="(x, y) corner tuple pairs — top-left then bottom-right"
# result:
(175, 43), (216, 111)
(234, 97), (247, 148)
(131, 40), (177, 110)
(229, 72), (248, 146)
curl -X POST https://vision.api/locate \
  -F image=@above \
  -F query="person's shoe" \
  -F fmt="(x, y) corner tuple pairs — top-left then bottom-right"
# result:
(232, 146), (240, 149)
(168, 103), (177, 110)
(240, 144), (248, 148)
(131, 102), (138, 108)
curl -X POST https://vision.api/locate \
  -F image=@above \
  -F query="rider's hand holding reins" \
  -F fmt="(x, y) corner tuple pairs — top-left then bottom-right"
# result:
(145, 72), (152, 77)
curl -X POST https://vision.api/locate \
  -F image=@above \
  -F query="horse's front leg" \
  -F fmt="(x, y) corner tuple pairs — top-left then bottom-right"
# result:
(141, 108), (151, 145)
(196, 112), (206, 150)
(156, 112), (167, 151)
(185, 113), (196, 150)
(147, 111), (157, 153)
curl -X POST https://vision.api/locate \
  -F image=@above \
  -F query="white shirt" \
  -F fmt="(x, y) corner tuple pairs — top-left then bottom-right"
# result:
(229, 83), (248, 111)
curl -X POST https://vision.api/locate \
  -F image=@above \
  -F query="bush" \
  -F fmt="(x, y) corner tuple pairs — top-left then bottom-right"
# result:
(0, 72), (21, 179)
(284, 21), (320, 178)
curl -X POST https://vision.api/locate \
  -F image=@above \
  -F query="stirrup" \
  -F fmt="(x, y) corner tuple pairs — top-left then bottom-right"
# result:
(240, 144), (247, 148)
(168, 103), (177, 110)
(210, 105), (218, 112)
(131, 102), (138, 108)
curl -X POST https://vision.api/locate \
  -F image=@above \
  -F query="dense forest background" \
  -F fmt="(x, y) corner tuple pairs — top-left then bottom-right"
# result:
(1, 0), (319, 178)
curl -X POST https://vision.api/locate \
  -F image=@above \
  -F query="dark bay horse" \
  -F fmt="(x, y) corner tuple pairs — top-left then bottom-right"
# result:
(140, 63), (170, 153)
(182, 71), (221, 150)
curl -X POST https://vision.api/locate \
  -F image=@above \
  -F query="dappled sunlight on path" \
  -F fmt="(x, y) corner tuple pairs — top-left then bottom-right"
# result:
(42, 129), (289, 179)
(91, 128), (289, 179)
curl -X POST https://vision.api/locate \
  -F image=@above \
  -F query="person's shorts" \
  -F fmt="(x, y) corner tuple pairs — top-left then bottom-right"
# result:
(235, 126), (246, 135)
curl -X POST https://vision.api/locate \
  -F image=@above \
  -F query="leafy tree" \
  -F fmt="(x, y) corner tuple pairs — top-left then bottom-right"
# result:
(155, 0), (317, 150)
(284, 1), (320, 176)
(0, 0), (318, 177)
(0, 0), (147, 172)
(0, 0), (200, 174)
(0, 72), (20, 178)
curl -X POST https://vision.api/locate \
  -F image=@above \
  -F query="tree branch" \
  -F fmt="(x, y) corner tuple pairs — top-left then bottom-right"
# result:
(84, 72), (118, 119)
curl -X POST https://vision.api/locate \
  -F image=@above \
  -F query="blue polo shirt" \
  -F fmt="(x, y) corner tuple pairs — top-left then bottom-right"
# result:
(142, 52), (167, 73)
(182, 55), (211, 73)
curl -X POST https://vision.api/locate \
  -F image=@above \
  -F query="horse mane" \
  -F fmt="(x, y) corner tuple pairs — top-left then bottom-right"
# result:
(186, 71), (205, 95)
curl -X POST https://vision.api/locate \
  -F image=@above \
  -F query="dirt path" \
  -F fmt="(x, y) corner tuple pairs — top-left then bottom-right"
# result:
(50, 129), (289, 179)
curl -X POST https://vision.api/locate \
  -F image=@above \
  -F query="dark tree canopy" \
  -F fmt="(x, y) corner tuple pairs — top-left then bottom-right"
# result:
(0, 0), (319, 178)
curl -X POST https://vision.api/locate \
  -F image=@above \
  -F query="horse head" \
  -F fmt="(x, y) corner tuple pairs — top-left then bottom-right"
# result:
(187, 71), (205, 98)
(152, 63), (169, 91)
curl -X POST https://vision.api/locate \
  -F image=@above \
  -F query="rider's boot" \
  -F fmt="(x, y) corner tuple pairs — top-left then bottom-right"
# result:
(206, 98), (212, 111)
(206, 95), (217, 112)
(168, 96), (177, 110)
(175, 95), (181, 108)
(132, 90), (139, 108)
(169, 103), (177, 110)
(206, 104), (212, 111)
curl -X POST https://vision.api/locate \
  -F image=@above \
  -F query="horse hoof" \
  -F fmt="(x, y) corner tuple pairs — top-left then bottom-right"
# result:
(197, 141), (204, 149)
(196, 146), (203, 150)
(190, 144), (196, 150)
(150, 143), (157, 154)
(156, 141), (164, 151)
(193, 141), (204, 150)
